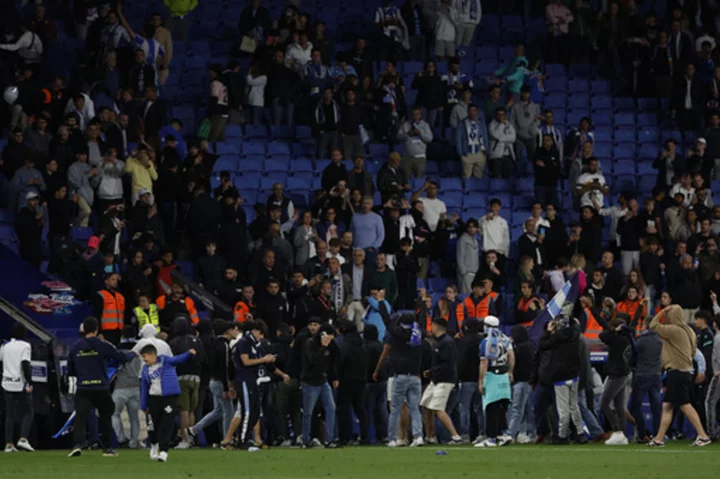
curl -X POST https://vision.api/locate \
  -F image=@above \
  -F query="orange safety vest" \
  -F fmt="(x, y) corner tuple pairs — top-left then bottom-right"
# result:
(157, 294), (200, 324)
(516, 297), (538, 327)
(616, 299), (647, 332)
(99, 289), (125, 331)
(233, 301), (254, 323)
(464, 292), (498, 319)
(583, 307), (603, 340)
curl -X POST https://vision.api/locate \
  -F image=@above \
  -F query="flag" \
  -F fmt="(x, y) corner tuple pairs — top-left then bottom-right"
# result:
(528, 272), (581, 347)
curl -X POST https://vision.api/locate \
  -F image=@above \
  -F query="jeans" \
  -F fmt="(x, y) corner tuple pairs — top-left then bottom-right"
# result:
(420, 107), (442, 130)
(534, 384), (557, 437)
(112, 387), (140, 447)
(630, 374), (662, 438)
(578, 388), (604, 438)
(365, 382), (388, 442)
(301, 382), (336, 443)
(193, 379), (234, 438)
(506, 382), (533, 437)
(601, 375), (628, 431)
(271, 98), (294, 126)
(457, 381), (483, 438)
(534, 185), (558, 208)
(388, 375), (423, 441)
(316, 131), (339, 159)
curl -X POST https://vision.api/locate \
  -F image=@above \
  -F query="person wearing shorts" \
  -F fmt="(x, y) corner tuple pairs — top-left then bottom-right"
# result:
(453, 0), (481, 49)
(434, 0), (456, 61)
(178, 379), (200, 415)
(421, 318), (463, 444)
(647, 305), (712, 447)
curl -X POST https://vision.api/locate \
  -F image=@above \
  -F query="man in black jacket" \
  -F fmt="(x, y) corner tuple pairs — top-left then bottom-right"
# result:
(363, 324), (388, 442)
(533, 134), (561, 207)
(310, 280), (338, 324)
(267, 50), (298, 126)
(272, 322), (302, 446)
(538, 316), (583, 444)
(530, 322), (556, 442)
(255, 279), (289, 336)
(455, 318), (483, 442)
(337, 322), (369, 444)
(301, 322), (340, 448)
(420, 318), (462, 444)
(518, 219), (547, 273)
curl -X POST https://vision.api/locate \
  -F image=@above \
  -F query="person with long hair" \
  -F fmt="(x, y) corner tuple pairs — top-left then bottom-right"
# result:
(514, 256), (536, 303)
(293, 211), (319, 266)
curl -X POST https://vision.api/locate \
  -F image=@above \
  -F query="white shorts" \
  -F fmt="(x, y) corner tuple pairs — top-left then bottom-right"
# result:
(435, 39), (456, 58)
(420, 382), (454, 411)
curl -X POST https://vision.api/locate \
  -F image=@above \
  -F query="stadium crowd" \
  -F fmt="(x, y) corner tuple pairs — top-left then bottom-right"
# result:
(2, 0), (720, 459)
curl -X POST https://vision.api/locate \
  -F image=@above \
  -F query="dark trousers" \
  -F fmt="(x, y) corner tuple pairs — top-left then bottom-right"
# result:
(274, 379), (301, 440)
(485, 399), (509, 438)
(147, 395), (178, 453)
(534, 185), (559, 208)
(337, 380), (368, 443)
(489, 156), (513, 178)
(534, 383), (557, 436)
(4, 390), (33, 442)
(73, 389), (114, 449)
(629, 374), (662, 438)
(237, 380), (260, 444)
(159, 201), (176, 242)
(364, 381), (388, 442)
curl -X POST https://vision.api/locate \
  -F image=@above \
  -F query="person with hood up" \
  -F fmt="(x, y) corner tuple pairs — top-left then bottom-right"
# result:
(456, 318), (484, 443)
(538, 314), (583, 445)
(505, 325), (535, 443)
(475, 316), (514, 448)
(111, 326), (142, 449)
(647, 305), (712, 447)
(337, 322), (370, 444)
(599, 318), (635, 446)
(629, 316), (663, 443)
(133, 323), (172, 357)
(364, 324), (388, 443)
(365, 286), (393, 340)
(169, 317), (207, 449)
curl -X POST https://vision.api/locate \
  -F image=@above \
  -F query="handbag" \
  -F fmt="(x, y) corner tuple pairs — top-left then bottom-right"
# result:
(240, 36), (257, 53)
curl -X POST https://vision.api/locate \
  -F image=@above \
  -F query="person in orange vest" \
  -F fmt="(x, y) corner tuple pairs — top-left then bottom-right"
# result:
(463, 276), (500, 320)
(416, 289), (434, 334)
(615, 286), (648, 332)
(655, 291), (672, 315)
(233, 284), (256, 323)
(431, 285), (468, 337)
(156, 281), (199, 330)
(514, 281), (544, 328)
(579, 294), (605, 341)
(92, 272), (126, 345)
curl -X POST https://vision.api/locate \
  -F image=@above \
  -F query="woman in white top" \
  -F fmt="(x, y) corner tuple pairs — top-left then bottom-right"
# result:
(246, 65), (267, 125)
(293, 211), (318, 266)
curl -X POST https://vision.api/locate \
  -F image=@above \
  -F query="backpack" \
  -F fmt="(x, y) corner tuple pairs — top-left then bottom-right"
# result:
(486, 328), (501, 361)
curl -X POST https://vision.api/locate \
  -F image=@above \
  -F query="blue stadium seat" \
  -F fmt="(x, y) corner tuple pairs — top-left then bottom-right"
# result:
(0, 209), (16, 224)
(591, 81), (611, 94)
(245, 125), (268, 138)
(613, 161), (635, 175)
(593, 125), (612, 139)
(296, 126), (312, 139)
(369, 143), (389, 158)
(514, 177), (534, 193)
(293, 158), (314, 173)
(544, 77), (567, 92)
(614, 175), (637, 192)
(510, 225), (523, 242)
(593, 142), (612, 158)
(591, 95), (612, 110)
(405, 61), (423, 74)
(545, 64), (566, 76)
(493, 193), (512, 208)
(638, 127), (659, 143)
(440, 178), (463, 192)
(225, 124), (243, 138)
(243, 143), (266, 155)
(511, 211), (530, 226)
(260, 176), (282, 190)
(441, 192), (464, 210)
(638, 113), (658, 126)
(638, 175), (656, 193)
(661, 129), (682, 142)
(637, 161), (654, 176)
(489, 179), (512, 192)
(568, 95), (589, 109)
(411, 178), (425, 191)
(545, 95), (566, 109)
(241, 156), (264, 172)
(271, 126), (294, 139)
(464, 208), (485, 220)
(613, 129), (636, 143)
(638, 98), (658, 111)
(265, 157), (290, 172)
(268, 142), (291, 156)
(466, 177), (489, 192)
(592, 109), (613, 126)
(613, 144), (636, 160)
(513, 195), (534, 211)
(213, 156), (239, 172)
(215, 142), (240, 156)
(568, 80), (589, 93)
(72, 227), (92, 243)
(614, 113), (636, 127)
(475, 46), (498, 60)
(429, 277), (450, 293)
(315, 159), (331, 172)
(426, 160), (439, 175)
(242, 190), (258, 205)
(614, 97), (635, 110)
(292, 142), (316, 158)
(567, 110), (590, 126)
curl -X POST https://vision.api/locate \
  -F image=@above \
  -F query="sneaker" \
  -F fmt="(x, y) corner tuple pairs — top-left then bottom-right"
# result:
(575, 435), (588, 445)
(691, 437), (712, 447)
(425, 436), (438, 445)
(279, 439), (293, 447)
(68, 447), (82, 458)
(150, 444), (159, 461)
(16, 439), (34, 453)
(325, 441), (340, 449)
(311, 438), (322, 448)
(4, 445), (18, 453)
(301, 442), (314, 449)
(497, 435), (513, 447)
(295, 437), (304, 446)
(472, 435), (487, 445)
(448, 436), (464, 446)
(247, 446), (260, 452)
(102, 449), (118, 457)
(410, 437), (424, 447)
(605, 432), (629, 446)
(157, 451), (168, 463)
(636, 435), (651, 444)
(396, 439), (408, 447)
(516, 433), (532, 445)
(550, 436), (570, 445)
(646, 439), (665, 447)
(387, 441), (399, 448)
(474, 438), (497, 448)
(174, 441), (191, 450)
(186, 428), (197, 443)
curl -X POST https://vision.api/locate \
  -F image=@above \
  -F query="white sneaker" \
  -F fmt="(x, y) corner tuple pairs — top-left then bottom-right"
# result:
(387, 440), (399, 448)
(174, 441), (191, 450)
(605, 432), (629, 446)
(472, 435), (487, 445)
(295, 436), (304, 446)
(516, 433), (532, 444)
(410, 437), (424, 447)
(247, 446), (260, 452)
(311, 438), (322, 447)
(474, 438), (498, 448)
(150, 444), (159, 461)
(279, 439), (292, 447)
(396, 439), (408, 447)
(4, 445), (18, 453)
(157, 451), (168, 463)
(497, 434), (513, 447)
(425, 436), (438, 444)
(16, 439), (34, 452)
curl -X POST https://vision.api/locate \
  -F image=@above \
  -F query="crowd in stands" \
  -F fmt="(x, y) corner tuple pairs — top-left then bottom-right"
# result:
(3, 0), (720, 455)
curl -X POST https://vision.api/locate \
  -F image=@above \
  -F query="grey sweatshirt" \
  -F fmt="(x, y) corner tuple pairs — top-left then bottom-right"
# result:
(509, 101), (540, 140)
(456, 232), (479, 277)
(68, 161), (100, 205)
(9, 166), (45, 211)
(97, 160), (126, 200)
(635, 330), (663, 376)
(397, 120), (433, 158)
(713, 332), (720, 375)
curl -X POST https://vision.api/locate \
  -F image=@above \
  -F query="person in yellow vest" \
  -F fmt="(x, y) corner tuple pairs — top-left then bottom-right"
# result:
(92, 273), (126, 345)
(463, 276), (500, 320)
(133, 292), (160, 332)
(156, 282), (199, 330)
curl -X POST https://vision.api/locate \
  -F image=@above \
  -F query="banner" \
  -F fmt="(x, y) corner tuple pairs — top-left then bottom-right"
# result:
(528, 272), (581, 346)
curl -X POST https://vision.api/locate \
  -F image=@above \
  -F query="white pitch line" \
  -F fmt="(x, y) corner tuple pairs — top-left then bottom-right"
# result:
(386, 446), (711, 454)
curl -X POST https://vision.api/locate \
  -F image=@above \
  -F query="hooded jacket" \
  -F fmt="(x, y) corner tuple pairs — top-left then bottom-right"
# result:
(456, 324), (483, 383)
(510, 325), (534, 382)
(364, 324), (387, 382)
(650, 305), (697, 371)
(538, 322), (582, 382)
(599, 325), (634, 377)
(635, 329), (663, 376)
(430, 332), (457, 384)
(301, 324), (341, 386)
(168, 318), (206, 377)
(339, 331), (369, 383)
(133, 324), (173, 357)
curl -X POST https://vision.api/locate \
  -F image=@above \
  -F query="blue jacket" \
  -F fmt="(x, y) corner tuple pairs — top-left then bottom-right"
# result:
(140, 351), (192, 410)
(67, 337), (134, 391)
(364, 297), (392, 341)
(157, 125), (188, 161)
(455, 119), (487, 157)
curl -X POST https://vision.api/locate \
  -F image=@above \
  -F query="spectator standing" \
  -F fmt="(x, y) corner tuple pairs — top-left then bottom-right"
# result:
(15, 191), (44, 268)
(337, 322), (369, 444)
(672, 63), (705, 131)
(452, 0), (481, 56)
(545, 0), (573, 64)
(163, 0), (199, 40)
(112, 328), (142, 450)
(478, 198), (510, 270)
(493, 44), (528, 102)
(412, 60), (445, 128)
(267, 51), (298, 126)
(456, 218), (480, 293)
(351, 197), (385, 256)
(617, 198), (643, 275)
(509, 85), (540, 175)
(599, 318), (634, 445)
(313, 88), (342, 160)
(533, 133), (561, 207)
(535, 108), (563, 159)
(487, 107), (516, 178)
(455, 103), (487, 179)
(575, 157), (608, 209)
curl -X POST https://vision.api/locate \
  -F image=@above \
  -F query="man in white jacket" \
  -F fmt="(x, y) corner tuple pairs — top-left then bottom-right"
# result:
(452, 0), (481, 55)
(478, 198), (510, 271)
(487, 107), (516, 178)
(397, 107), (434, 178)
(456, 218), (479, 293)
(96, 149), (126, 213)
(434, 0), (457, 61)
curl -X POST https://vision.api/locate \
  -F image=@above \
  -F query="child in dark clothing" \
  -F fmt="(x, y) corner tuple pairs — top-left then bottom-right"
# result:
(505, 325), (535, 442)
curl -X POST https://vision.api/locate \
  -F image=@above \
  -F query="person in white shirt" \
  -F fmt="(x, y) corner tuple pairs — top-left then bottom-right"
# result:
(101, 11), (131, 56)
(326, 238), (347, 266)
(0, 24), (43, 67)
(246, 65), (267, 126)
(524, 201), (550, 232)
(64, 93), (96, 131)
(575, 157), (609, 209)
(669, 173), (695, 207)
(434, 0), (457, 61)
(593, 193), (628, 250)
(285, 31), (313, 75)
(411, 180), (447, 232)
(487, 107), (516, 178)
(479, 198), (510, 270)
(452, 0), (481, 51)
(1, 323), (35, 453)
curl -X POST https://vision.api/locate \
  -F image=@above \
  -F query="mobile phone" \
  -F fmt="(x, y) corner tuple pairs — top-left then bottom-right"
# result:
(539, 226), (546, 235)
(320, 332), (328, 339)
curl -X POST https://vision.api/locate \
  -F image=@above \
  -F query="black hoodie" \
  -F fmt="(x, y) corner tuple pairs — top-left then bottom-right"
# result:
(194, 320), (215, 385)
(339, 331), (369, 383)
(538, 322), (581, 383)
(169, 318), (207, 377)
(510, 325), (534, 383)
(456, 327), (483, 383)
(301, 324), (341, 386)
(364, 324), (387, 382)
(430, 333), (457, 384)
(599, 325), (633, 377)
(273, 324), (297, 379)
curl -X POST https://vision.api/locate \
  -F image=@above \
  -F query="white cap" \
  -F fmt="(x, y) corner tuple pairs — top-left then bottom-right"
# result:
(484, 316), (499, 327)
(138, 188), (151, 197)
(697, 137), (707, 144)
(26, 191), (39, 200)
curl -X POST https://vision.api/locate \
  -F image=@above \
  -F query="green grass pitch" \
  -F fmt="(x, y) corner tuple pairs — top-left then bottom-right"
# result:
(2, 443), (716, 478)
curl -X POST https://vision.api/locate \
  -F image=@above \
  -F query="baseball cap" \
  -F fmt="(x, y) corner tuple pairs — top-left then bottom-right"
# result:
(484, 316), (499, 327)
(138, 188), (151, 197)
(697, 137), (707, 144)
(88, 236), (100, 249)
(25, 191), (39, 200)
